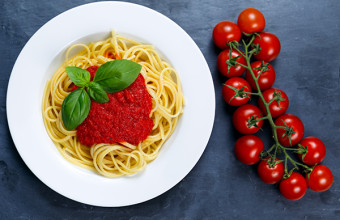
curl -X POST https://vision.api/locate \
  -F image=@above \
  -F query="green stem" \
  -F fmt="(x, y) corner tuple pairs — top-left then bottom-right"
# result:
(256, 116), (269, 121)
(239, 35), (309, 174)
(267, 144), (276, 153)
(273, 142), (279, 158)
(231, 45), (246, 58)
(284, 156), (288, 174)
(267, 98), (276, 105)
(244, 92), (260, 96)
(280, 146), (310, 171)
(235, 61), (250, 70)
(281, 146), (299, 151)
(246, 35), (256, 48)
(275, 126), (286, 129)
(242, 38), (280, 149)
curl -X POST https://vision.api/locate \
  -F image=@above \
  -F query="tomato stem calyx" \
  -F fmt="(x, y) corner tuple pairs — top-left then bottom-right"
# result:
(250, 43), (261, 55)
(303, 164), (316, 178)
(265, 156), (283, 168)
(247, 114), (264, 129)
(279, 119), (296, 146)
(267, 90), (286, 108)
(296, 144), (308, 160)
(224, 84), (251, 102)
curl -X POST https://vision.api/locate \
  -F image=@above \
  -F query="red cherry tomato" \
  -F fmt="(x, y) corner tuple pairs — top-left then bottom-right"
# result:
(257, 158), (284, 184)
(258, 88), (289, 118)
(234, 135), (264, 165)
(280, 172), (307, 200)
(253, 32), (281, 62)
(298, 137), (326, 165)
(306, 165), (333, 192)
(245, 61), (275, 91)
(213, 21), (241, 49)
(217, 49), (247, 77)
(237, 8), (265, 34)
(232, 104), (263, 134)
(275, 114), (304, 146)
(222, 77), (251, 106)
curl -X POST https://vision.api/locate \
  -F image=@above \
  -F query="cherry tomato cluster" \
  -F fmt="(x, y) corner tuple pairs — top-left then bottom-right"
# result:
(213, 8), (333, 200)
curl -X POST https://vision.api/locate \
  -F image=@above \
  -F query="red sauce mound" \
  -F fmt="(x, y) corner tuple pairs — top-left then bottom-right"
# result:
(76, 67), (153, 146)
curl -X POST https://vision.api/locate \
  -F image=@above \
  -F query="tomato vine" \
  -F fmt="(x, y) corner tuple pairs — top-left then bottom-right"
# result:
(228, 37), (312, 175)
(213, 8), (333, 200)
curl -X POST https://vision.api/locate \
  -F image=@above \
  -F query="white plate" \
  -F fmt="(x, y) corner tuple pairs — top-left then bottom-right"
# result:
(6, 1), (215, 207)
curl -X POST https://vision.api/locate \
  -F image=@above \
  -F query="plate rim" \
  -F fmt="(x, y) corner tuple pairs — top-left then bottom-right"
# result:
(6, 1), (215, 207)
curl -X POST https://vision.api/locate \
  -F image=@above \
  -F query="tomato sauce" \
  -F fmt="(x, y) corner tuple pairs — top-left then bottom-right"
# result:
(76, 66), (153, 146)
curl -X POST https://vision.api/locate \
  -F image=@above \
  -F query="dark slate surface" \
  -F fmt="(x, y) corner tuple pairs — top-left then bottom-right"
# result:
(1, 0), (340, 219)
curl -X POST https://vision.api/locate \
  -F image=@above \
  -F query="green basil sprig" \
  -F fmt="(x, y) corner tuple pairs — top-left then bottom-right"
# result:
(87, 81), (109, 103)
(94, 60), (142, 93)
(61, 59), (142, 131)
(65, 66), (91, 87)
(62, 88), (91, 130)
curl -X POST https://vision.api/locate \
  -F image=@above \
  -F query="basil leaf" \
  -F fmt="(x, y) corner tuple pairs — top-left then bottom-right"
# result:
(66, 66), (91, 87)
(93, 59), (142, 93)
(61, 88), (91, 130)
(87, 82), (109, 103)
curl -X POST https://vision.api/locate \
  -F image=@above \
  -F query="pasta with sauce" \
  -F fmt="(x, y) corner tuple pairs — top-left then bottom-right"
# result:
(42, 31), (184, 177)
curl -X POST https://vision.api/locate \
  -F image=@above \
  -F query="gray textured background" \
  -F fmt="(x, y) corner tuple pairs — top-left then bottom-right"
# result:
(1, 0), (340, 219)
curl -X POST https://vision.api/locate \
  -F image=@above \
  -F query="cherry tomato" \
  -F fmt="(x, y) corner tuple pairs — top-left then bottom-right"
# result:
(258, 88), (289, 118)
(280, 172), (307, 200)
(306, 165), (333, 192)
(234, 135), (264, 165)
(257, 158), (284, 184)
(213, 21), (241, 49)
(232, 104), (263, 134)
(275, 114), (304, 146)
(253, 32), (281, 62)
(245, 61), (275, 91)
(222, 77), (251, 106)
(298, 137), (326, 165)
(217, 49), (247, 77)
(237, 8), (265, 34)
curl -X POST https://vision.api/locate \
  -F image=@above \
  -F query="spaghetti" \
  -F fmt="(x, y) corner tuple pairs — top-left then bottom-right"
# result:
(42, 31), (184, 177)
